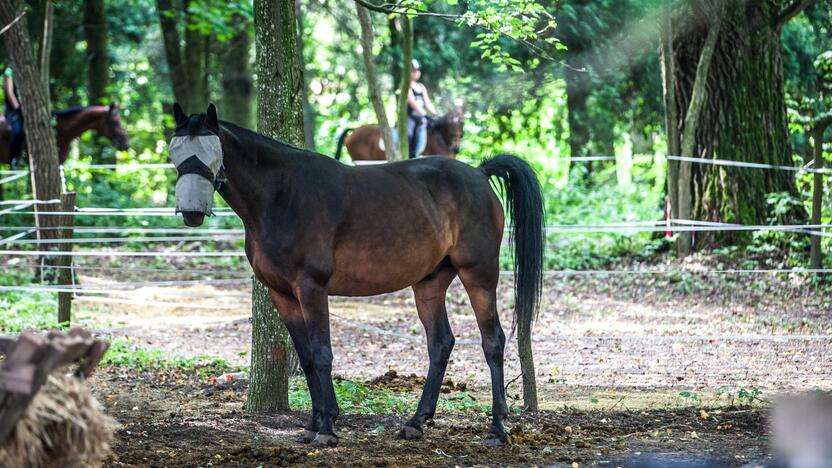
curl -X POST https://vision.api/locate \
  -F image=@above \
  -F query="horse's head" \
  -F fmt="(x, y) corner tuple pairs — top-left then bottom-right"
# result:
(439, 106), (465, 155)
(101, 103), (130, 151)
(168, 102), (223, 227)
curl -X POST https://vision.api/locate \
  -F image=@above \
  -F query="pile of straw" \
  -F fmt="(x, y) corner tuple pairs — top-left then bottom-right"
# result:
(0, 372), (118, 468)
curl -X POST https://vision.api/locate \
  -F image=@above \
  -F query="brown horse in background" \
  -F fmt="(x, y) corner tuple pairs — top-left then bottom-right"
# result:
(0, 104), (129, 166)
(334, 107), (465, 161)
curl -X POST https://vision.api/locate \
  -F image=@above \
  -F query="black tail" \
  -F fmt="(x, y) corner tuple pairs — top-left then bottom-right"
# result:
(479, 154), (545, 334)
(334, 128), (352, 161)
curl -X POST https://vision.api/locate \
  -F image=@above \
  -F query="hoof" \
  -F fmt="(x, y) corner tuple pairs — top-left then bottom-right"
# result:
(398, 425), (424, 440)
(485, 432), (509, 447)
(296, 429), (317, 444)
(311, 433), (339, 447)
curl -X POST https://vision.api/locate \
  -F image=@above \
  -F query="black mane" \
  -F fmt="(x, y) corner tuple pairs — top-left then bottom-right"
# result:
(219, 119), (314, 158)
(52, 106), (90, 117)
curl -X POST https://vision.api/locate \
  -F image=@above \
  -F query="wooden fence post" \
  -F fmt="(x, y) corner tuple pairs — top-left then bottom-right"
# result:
(57, 192), (76, 326)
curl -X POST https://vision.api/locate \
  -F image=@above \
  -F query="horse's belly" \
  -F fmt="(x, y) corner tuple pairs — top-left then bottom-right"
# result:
(327, 240), (448, 296)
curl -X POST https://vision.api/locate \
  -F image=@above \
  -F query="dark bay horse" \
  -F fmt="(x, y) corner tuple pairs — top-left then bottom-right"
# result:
(334, 107), (465, 161)
(0, 104), (129, 166)
(169, 103), (543, 448)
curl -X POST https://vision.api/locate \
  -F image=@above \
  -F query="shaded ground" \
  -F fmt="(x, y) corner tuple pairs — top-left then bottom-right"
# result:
(93, 367), (770, 467)
(65, 255), (831, 465)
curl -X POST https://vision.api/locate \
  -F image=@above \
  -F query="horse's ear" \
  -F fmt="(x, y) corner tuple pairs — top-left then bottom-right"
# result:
(173, 103), (187, 125)
(206, 103), (219, 132)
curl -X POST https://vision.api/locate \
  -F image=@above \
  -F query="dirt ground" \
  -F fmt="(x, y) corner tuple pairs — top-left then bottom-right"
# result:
(70, 257), (831, 466)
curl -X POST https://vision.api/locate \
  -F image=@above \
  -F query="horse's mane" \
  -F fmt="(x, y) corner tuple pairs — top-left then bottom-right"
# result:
(219, 120), (315, 162)
(52, 106), (89, 117)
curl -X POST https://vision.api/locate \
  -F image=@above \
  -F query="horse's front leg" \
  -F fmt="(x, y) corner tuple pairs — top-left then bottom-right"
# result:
(269, 289), (323, 443)
(295, 280), (340, 447)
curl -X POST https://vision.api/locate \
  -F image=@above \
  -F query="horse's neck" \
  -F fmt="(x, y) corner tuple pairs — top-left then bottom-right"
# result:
(57, 108), (104, 139)
(217, 128), (288, 234)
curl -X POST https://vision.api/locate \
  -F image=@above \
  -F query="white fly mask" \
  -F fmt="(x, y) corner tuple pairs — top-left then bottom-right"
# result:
(168, 135), (223, 215)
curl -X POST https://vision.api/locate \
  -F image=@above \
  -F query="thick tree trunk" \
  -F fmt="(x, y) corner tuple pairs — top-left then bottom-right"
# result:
(355, 2), (398, 160)
(184, 1), (209, 112)
(248, 0), (305, 412)
(660, 1), (681, 220)
(676, 11), (721, 256)
(809, 116), (831, 269)
(40, 0), (53, 106)
(295, 1), (316, 150)
(221, 23), (253, 128)
(83, 0), (108, 105)
(156, 0), (190, 109)
(396, 15), (412, 161)
(0, 0), (62, 241)
(672, 0), (801, 243)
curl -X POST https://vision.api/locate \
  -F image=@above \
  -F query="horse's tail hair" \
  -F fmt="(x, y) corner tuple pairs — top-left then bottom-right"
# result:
(479, 154), (545, 335)
(334, 128), (352, 161)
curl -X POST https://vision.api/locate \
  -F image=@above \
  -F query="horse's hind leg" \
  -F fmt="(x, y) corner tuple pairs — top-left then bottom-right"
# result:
(399, 263), (457, 440)
(457, 262), (509, 447)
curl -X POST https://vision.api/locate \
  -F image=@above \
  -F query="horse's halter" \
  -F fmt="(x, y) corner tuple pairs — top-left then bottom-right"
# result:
(169, 129), (226, 215)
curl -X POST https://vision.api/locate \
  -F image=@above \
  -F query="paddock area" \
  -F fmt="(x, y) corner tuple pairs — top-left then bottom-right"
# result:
(66, 256), (829, 466)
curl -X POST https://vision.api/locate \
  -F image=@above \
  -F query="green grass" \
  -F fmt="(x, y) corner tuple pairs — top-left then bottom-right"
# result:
(100, 338), (236, 379)
(289, 377), (489, 415)
(0, 271), (63, 334)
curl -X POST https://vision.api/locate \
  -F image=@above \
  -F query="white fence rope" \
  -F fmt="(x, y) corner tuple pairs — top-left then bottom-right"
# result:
(1, 235), (244, 245)
(666, 155), (832, 174)
(1, 262), (252, 276)
(0, 249), (247, 257)
(0, 171), (29, 185)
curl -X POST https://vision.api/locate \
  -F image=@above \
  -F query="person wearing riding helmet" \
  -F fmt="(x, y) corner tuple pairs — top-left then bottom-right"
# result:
(3, 67), (24, 166)
(406, 59), (437, 158)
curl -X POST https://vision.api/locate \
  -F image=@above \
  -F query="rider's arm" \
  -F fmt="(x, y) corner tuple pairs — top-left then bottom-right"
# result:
(407, 87), (426, 117)
(421, 87), (438, 116)
(3, 71), (19, 110)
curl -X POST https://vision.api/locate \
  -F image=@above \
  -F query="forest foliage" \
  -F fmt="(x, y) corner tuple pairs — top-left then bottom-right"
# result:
(1, 0), (831, 269)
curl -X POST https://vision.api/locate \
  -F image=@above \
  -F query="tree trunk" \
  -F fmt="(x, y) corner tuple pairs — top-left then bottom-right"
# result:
(39, 0), (53, 106)
(83, 0), (108, 105)
(355, 2), (398, 160)
(184, 0), (209, 112)
(248, 0), (305, 412)
(156, 0), (190, 109)
(0, 0), (62, 243)
(672, 0), (801, 244)
(396, 15), (412, 161)
(677, 8), (721, 256)
(660, 0), (681, 220)
(296, 1), (316, 150)
(221, 22), (253, 128)
(809, 117), (831, 269)
(564, 66), (590, 162)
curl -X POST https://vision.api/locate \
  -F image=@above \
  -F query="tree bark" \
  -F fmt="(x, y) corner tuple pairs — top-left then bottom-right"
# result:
(0, 0), (62, 243)
(296, 1), (316, 150)
(672, 0), (802, 245)
(564, 66), (590, 162)
(248, 0), (305, 412)
(184, 0), (209, 112)
(221, 22), (253, 128)
(809, 115), (831, 269)
(396, 15), (412, 161)
(156, 0), (190, 109)
(39, 0), (53, 106)
(83, 0), (108, 105)
(660, 0), (680, 220)
(355, 2), (398, 161)
(677, 9), (721, 256)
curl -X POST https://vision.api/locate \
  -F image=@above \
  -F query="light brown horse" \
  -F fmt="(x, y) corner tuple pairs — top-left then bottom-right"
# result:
(334, 107), (465, 161)
(0, 104), (129, 166)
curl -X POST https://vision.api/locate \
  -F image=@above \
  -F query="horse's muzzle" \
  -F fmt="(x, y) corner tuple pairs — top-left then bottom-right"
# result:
(181, 211), (206, 227)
